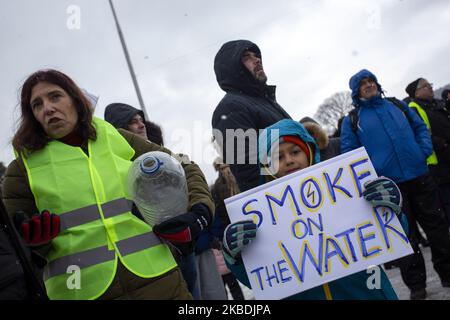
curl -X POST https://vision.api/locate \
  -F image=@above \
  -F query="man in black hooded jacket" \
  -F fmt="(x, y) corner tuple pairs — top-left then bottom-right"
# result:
(212, 40), (292, 192)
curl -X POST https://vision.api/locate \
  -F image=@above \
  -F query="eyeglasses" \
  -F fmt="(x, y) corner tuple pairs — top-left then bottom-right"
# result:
(416, 83), (433, 90)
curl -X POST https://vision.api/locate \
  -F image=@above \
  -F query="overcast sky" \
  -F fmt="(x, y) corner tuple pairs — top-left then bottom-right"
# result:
(1, 0), (449, 183)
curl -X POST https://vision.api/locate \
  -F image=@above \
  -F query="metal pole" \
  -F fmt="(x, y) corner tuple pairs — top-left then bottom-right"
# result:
(108, 0), (149, 120)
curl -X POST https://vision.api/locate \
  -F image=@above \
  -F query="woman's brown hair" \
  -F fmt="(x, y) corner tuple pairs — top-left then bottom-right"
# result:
(12, 69), (97, 154)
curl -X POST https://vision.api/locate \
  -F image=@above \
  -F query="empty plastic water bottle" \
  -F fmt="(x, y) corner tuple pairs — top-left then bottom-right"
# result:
(127, 151), (188, 227)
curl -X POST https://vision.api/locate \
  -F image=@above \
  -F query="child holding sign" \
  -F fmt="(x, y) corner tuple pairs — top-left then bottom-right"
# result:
(223, 119), (406, 300)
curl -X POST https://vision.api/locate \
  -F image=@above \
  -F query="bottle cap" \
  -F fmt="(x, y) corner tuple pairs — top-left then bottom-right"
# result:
(140, 156), (163, 174)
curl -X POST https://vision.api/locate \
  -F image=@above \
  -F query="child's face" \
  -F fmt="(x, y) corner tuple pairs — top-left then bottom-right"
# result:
(273, 141), (309, 178)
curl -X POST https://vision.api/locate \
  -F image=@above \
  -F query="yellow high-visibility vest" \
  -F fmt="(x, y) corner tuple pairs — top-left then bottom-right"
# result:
(19, 117), (177, 300)
(408, 101), (438, 165)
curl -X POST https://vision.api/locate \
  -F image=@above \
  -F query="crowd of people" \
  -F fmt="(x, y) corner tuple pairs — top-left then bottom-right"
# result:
(0, 39), (449, 300)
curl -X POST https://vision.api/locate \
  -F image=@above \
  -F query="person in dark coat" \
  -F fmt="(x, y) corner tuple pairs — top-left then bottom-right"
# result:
(341, 69), (450, 300)
(212, 40), (292, 192)
(405, 79), (450, 224)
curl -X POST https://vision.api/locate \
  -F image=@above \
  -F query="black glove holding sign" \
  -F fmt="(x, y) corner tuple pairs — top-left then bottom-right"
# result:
(152, 203), (211, 254)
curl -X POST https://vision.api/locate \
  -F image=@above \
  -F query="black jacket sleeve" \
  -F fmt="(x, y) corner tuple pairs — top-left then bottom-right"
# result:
(212, 102), (260, 192)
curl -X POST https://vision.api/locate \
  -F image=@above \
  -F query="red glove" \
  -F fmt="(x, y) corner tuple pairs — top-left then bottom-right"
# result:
(21, 210), (60, 245)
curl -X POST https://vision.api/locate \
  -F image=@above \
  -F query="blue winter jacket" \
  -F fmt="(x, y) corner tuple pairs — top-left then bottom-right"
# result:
(226, 119), (399, 300)
(340, 69), (432, 183)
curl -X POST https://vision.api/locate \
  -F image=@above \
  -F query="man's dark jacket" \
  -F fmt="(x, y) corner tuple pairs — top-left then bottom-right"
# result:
(411, 98), (450, 184)
(212, 40), (291, 192)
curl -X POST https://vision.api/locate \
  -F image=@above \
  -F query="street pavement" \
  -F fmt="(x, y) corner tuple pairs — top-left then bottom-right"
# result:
(384, 244), (450, 300)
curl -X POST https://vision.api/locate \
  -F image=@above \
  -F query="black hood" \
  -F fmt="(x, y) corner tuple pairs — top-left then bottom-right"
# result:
(104, 103), (145, 130)
(214, 40), (268, 97)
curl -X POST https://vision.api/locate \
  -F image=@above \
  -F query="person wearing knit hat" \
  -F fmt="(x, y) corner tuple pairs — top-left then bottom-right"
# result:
(222, 119), (405, 300)
(405, 78), (423, 98)
(406, 78), (450, 235)
(104, 103), (148, 139)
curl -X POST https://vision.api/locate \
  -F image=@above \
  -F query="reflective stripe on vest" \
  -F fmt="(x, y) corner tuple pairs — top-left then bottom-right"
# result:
(59, 198), (134, 231)
(408, 101), (438, 165)
(20, 117), (177, 300)
(43, 231), (162, 281)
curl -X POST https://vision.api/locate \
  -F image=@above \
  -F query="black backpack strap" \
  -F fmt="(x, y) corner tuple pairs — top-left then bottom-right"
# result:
(348, 108), (359, 133)
(386, 97), (413, 123)
(348, 98), (412, 135)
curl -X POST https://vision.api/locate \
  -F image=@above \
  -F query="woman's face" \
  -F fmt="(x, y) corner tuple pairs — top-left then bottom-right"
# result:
(30, 82), (79, 139)
(272, 141), (309, 178)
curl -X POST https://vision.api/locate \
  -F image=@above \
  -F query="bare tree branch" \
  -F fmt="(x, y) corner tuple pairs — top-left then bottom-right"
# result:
(314, 91), (353, 135)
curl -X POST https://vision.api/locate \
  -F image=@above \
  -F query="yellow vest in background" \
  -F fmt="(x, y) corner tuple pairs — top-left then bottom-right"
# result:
(408, 101), (438, 165)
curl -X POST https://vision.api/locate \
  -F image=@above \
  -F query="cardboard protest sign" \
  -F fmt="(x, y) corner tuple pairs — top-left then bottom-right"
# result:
(224, 147), (413, 300)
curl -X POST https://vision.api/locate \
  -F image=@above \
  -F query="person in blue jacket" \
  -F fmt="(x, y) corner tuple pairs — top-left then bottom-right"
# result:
(222, 119), (405, 300)
(340, 69), (450, 300)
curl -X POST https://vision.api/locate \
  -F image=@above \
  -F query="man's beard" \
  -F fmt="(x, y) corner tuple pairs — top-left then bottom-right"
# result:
(255, 70), (267, 84)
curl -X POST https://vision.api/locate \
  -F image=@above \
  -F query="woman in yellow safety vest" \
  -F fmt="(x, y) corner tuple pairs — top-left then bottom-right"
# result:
(1, 69), (214, 300)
